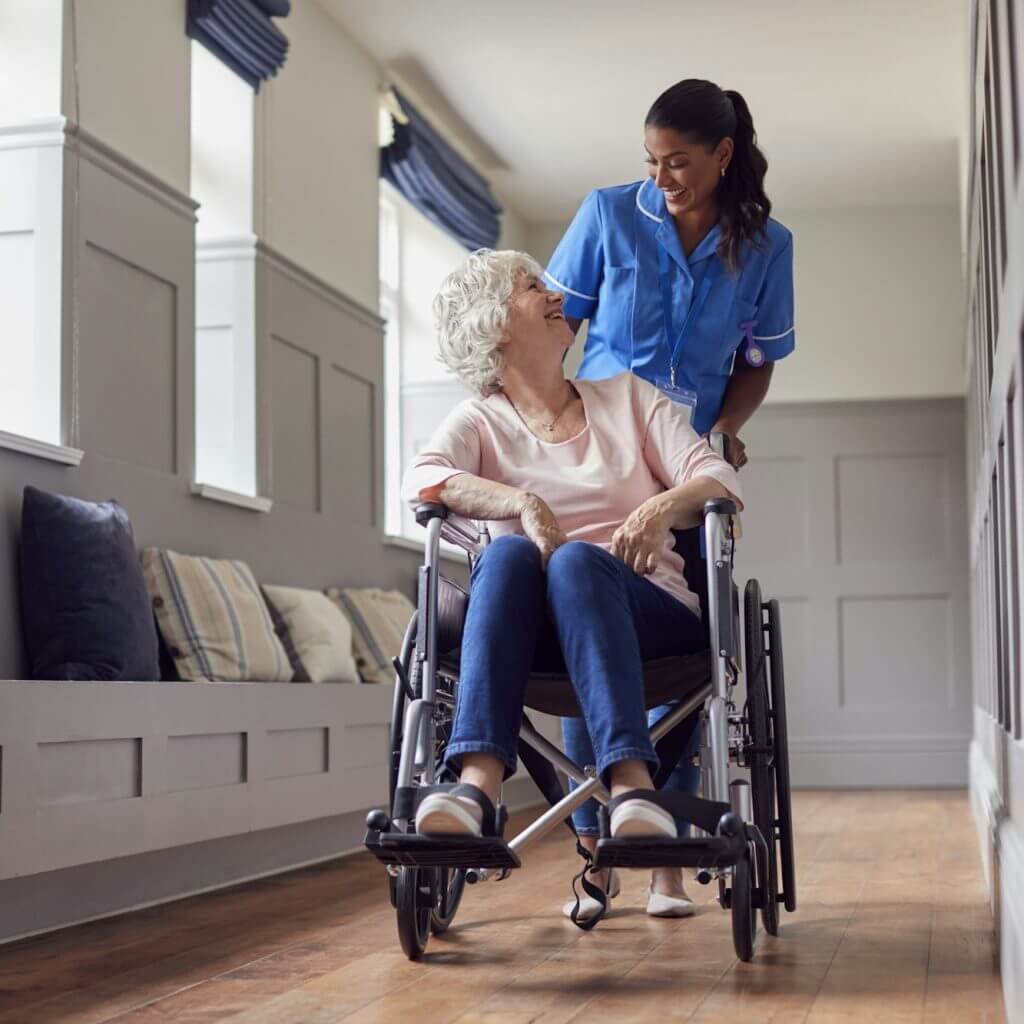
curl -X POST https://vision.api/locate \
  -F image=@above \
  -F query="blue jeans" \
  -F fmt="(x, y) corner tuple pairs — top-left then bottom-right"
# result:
(446, 536), (703, 789)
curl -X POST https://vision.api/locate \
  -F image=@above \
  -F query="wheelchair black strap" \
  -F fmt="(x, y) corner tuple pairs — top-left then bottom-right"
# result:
(652, 707), (702, 789)
(392, 783), (504, 837)
(568, 839), (608, 931)
(607, 790), (733, 837)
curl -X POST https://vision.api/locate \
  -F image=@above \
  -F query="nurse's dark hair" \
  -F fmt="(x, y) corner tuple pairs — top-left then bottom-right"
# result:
(646, 79), (770, 273)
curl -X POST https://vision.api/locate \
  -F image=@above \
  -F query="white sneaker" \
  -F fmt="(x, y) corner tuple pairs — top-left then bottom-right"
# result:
(609, 797), (677, 839)
(562, 869), (621, 921)
(414, 793), (484, 836)
(645, 887), (696, 918)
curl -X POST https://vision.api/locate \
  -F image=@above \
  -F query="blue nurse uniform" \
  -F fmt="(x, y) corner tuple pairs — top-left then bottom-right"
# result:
(544, 176), (795, 434)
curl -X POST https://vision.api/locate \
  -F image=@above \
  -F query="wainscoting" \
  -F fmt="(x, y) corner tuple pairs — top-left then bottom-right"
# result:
(0, 118), (444, 940)
(736, 398), (971, 787)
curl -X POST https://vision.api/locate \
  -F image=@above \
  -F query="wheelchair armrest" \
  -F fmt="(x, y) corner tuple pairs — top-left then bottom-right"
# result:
(414, 502), (488, 556)
(415, 502), (450, 526)
(703, 496), (737, 518)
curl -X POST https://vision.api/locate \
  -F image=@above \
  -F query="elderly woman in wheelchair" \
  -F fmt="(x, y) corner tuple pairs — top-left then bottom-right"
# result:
(366, 248), (796, 962)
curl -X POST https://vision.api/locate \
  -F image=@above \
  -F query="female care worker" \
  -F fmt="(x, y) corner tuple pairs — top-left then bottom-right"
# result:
(546, 78), (795, 921)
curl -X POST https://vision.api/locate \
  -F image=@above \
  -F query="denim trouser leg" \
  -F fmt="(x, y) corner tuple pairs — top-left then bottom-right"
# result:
(446, 537), (703, 795)
(648, 703), (702, 838)
(555, 544), (707, 836)
(445, 535), (547, 777)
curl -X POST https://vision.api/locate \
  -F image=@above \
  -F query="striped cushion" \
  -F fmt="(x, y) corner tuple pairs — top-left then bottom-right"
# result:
(141, 549), (292, 682)
(325, 587), (415, 685)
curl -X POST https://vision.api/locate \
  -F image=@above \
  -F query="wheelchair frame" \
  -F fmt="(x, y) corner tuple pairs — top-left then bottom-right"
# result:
(366, 499), (796, 963)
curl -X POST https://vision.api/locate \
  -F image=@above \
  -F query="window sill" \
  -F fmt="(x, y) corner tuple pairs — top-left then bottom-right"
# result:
(383, 533), (471, 566)
(0, 429), (83, 466)
(190, 482), (273, 513)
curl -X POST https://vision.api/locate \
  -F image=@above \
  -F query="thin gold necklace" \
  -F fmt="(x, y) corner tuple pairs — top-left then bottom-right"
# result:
(505, 382), (578, 435)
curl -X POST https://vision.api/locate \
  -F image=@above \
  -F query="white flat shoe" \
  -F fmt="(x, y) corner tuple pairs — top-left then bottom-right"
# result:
(562, 868), (621, 921)
(414, 793), (483, 836)
(646, 887), (696, 918)
(609, 797), (677, 839)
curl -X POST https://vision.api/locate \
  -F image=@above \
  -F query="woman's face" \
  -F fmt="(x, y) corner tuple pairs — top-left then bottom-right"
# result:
(503, 273), (572, 353)
(644, 125), (732, 216)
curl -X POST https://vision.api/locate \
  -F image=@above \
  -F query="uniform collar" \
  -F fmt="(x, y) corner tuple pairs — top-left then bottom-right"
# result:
(636, 178), (721, 273)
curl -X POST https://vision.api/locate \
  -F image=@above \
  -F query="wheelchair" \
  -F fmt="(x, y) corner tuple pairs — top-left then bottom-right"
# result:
(365, 485), (797, 963)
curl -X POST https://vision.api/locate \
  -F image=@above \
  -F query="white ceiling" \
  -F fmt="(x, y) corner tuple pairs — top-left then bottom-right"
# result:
(322, 0), (967, 223)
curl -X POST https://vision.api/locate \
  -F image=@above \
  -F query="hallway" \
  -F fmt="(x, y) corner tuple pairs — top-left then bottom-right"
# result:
(0, 789), (1004, 1023)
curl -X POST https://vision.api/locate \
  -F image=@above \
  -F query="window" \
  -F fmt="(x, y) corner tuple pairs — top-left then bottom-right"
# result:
(190, 41), (259, 500)
(0, 1), (74, 460)
(379, 180), (475, 544)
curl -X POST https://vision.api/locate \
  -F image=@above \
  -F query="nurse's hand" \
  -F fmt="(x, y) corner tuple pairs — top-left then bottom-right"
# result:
(519, 492), (567, 567)
(710, 427), (748, 469)
(611, 497), (673, 577)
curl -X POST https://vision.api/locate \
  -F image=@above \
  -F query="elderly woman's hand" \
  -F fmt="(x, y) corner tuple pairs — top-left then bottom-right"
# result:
(611, 496), (673, 576)
(519, 492), (568, 567)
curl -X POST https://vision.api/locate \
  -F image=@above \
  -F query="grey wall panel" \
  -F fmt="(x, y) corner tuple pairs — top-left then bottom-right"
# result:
(838, 595), (955, 709)
(269, 335), (320, 511)
(321, 365), (375, 526)
(836, 453), (950, 564)
(736, 398), (970, 786)
(264, 726), (328, 779)
(78, 242), (178, 472)
(166, 732), (247, 792)
(37, 737), (141, 806)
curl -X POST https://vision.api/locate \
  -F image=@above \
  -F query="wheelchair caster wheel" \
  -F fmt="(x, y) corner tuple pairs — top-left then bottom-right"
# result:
(396, 866), (432, 961)
(730, 850), (757, 962)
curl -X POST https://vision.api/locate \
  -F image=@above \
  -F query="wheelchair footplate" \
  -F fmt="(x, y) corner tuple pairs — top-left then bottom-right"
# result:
(365, 825), (521, 871)
(364, 786), (520, 871)
(592, 791), (750, 872)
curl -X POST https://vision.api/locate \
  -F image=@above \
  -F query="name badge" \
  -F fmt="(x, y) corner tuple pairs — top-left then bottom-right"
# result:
(654, 377), (698, 424)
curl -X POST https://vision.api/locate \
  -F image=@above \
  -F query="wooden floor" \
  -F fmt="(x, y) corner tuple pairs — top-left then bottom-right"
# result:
(0, 790), (1005, 1023)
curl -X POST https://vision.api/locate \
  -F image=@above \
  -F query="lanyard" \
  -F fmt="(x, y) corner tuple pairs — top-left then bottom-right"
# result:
(658, 245), (721, 387)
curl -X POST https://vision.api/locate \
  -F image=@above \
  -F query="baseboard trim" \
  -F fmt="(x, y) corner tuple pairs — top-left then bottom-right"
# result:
(790, 734), (969, 787)
(0, 776), (545, 947)
(970, 737), (1022, 1022)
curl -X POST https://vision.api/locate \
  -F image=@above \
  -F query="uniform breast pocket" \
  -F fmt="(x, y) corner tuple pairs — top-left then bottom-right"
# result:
(598, 265), (637, 364)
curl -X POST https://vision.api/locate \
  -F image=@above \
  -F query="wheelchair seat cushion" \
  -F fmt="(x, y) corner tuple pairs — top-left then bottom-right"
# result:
(438, 649), (712, 717)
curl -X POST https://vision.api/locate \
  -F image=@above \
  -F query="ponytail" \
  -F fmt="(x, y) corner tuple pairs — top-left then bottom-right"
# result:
(646, 80), (771, 273)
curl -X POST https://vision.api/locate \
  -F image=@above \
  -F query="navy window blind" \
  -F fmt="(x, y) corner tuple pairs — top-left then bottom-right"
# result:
(381, 89), (503, 251)
(187, 0), (290, 90)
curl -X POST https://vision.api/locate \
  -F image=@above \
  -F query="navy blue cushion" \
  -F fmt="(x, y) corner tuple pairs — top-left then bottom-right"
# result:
(19, 486), (159, 681)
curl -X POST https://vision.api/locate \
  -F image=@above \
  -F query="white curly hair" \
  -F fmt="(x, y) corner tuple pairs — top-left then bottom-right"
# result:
(433, 249), (544, 396)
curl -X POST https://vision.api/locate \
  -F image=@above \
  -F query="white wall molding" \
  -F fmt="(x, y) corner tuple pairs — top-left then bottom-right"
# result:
(0, 429), (83, 467)
(0, 116), (67, 151)
(190, 482), (272, 513)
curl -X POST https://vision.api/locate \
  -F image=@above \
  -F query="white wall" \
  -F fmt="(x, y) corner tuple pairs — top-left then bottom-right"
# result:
(67, 0), (191, 193)
(0, 0), (63, 124)
(528, 204), (966, 404)
(774, 204), (965, 403)
(256, 1), (380, 311)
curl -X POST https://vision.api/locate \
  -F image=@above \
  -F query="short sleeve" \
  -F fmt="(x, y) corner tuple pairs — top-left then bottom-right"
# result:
(749, 234), (795, 362)
(543, 190), (604, 320)
(637, 378), (744, 507)
(400, 403), (482, 508)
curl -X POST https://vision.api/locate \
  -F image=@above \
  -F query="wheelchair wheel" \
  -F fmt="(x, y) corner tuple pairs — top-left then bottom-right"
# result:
(730, 849), (757, 962)
(767, 599), (797, 913)
(744, 580), (780, 937)
(396, 865), (433, 960)
(430, 865), (466, 935)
